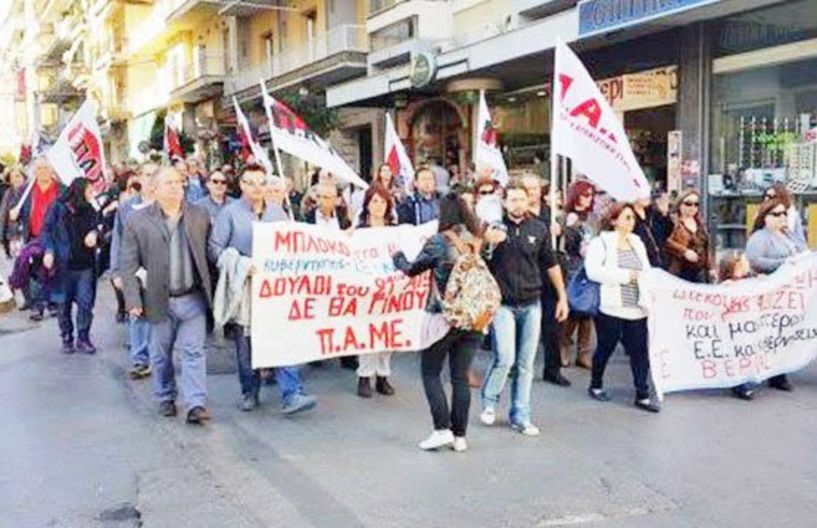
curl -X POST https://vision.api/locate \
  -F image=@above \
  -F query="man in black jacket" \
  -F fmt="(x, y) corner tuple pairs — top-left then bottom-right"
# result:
(480, 181), (569, 437)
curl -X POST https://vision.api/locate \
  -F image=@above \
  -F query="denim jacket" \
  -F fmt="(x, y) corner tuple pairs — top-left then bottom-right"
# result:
(393, 231), (458, 313)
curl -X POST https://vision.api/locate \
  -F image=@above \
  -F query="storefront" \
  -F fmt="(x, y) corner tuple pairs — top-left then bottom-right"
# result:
(707, 0), (817, 250)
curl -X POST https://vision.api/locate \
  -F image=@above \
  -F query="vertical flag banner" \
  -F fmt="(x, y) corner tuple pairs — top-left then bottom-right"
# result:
(475, 90), (509, 187)
(233, 97), (274, 177)
(551, 39), (650, 202)
(164, 120), (185, 160)
(260, 88), (368, 189)
(46, 99), (107, 193)
(384, 112), (414, 193)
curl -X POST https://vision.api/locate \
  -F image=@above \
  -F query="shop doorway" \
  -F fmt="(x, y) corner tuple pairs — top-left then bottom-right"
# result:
(409, 100), (463, 168)
(624, 104), (676, 190)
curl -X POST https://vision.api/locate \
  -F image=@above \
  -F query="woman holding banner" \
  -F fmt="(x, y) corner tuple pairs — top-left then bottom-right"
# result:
(393, 193), (485, 452)
(355, 184), (397, 398)
(585, 203), (660, 413)
(665, 189), (711, 283)
(745, 197), (808, 393)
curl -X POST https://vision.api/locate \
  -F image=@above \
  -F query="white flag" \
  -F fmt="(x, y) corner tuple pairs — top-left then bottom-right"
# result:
(46, 99), (107, 193)
(474, 90), (509, 187)
(384, 113), (414, 193)
(551, 39), (649, 202)
(233, 97), (274, 177)
(260, 84), (368, 189)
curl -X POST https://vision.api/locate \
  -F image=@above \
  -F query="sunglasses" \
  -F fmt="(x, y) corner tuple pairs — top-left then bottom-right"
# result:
(479, 189), (494, 196)
(768, 210), (787, 217)
(209, 179), (227, 185)
(682, 201), (700, 207)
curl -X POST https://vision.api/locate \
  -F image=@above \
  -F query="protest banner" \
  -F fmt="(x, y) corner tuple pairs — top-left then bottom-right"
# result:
(250, 222), (449, 367)
(233, 97), (274, 177)
(46, 99), (107, 193)
(475, 90), (509, 187)
(551, 39), (650, 202)
(642, 253), (817, 400)
(385, 112), (414, 193)
(260, 89), (368, 189)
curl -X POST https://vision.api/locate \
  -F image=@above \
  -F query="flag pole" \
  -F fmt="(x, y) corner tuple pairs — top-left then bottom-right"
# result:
(260, 80), (294, 221)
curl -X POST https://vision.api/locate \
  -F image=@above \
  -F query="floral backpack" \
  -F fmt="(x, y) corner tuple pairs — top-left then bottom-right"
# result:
(439, 231), (501, 334)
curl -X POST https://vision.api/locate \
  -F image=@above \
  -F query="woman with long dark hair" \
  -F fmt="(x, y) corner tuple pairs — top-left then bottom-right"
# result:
(665, 189), (711, 283)
(0, 165), (27, 259)
(393, 193), (484, 452)
(744, 197), (807, 393)
(355, 184), (397, 398)
(40, 178), (101, 354)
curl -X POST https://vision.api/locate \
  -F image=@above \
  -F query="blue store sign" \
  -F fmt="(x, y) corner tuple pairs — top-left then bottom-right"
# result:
(579, 0), (721, 36)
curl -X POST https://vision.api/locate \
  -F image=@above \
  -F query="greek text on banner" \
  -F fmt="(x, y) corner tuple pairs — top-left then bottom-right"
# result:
(642, 253), (817, 400)
(250, 222), (449, 368)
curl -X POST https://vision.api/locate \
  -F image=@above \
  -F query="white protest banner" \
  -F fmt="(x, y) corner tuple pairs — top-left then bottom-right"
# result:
(551, 39), (650, 202)
(642, 253), (817, 400)
(475, 90), (509, 187)
(233, 97), (274, 177)
(46, 99), (107, 193)
(385, 112), (414, 194)
(260, 88), (368, 189)
(251, 222), (449, 367)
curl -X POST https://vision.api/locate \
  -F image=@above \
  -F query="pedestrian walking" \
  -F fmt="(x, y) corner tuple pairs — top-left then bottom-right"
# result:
(120, 167), (213, 425)
(585, 203), (660, 413)
(665, 189), (711, 283)
(480, 181), (569, 436)
(195, 170), (235, 225)
(40, 178), (101, 354)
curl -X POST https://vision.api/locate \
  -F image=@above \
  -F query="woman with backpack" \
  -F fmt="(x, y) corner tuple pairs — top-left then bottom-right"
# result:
(393, 193), (499, 452)
(355, 184), (397, 398)
(584, 203), (659, 413)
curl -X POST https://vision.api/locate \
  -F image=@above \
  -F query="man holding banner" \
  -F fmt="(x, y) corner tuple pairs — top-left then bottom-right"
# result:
(209, 164), (317, 415)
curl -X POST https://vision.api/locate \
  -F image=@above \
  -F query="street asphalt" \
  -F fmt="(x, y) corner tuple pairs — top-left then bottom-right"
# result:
(1, 277), (816, 528)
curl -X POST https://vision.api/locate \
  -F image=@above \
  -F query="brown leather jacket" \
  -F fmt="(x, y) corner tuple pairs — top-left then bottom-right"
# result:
(665, 220), (710, 277)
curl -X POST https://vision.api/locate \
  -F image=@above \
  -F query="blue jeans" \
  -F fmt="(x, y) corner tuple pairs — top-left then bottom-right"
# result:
(129, 315), (150, 368)
(481, 301), (542, 425)
(233, 330), (305, 404)
(57, 268), (96, 342)
(148, 293), (207, 412)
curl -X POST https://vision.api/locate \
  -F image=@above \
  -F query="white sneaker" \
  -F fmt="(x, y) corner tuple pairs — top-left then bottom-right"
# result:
(418, 429), (455, 450)
(512, 422), (540, 436)
(451, 437), (468, 452)
(480, 407), (496, 426)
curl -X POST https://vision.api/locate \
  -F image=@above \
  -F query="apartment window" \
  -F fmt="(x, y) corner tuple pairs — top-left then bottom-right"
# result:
(370, 17), (415, 52)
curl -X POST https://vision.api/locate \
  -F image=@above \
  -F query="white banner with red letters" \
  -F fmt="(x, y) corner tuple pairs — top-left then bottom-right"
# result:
(251, 222), (449, 367)
(46, 99), (107, 193)
(551, 39), (650, 202)
(642, 253), (817, 400)
(261, 84), (368, 189)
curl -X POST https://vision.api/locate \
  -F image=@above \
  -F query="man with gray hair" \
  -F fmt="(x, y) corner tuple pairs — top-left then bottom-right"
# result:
(121, 166), (213, 425)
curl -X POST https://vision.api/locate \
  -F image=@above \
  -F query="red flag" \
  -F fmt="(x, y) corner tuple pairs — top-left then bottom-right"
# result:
(164, 121), (184, 160)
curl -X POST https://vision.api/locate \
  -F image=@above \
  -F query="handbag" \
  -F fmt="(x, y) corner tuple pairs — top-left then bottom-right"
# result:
(567, 238), (606, 317)
(567, 265), (600, 317)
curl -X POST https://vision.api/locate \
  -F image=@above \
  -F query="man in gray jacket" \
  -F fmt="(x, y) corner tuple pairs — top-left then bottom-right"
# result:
(121, 167), (213, 425)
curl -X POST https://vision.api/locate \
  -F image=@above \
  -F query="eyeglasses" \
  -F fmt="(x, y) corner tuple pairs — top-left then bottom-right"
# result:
(209, 179), (227, 186)
(479, 189), (494, 196)
(768, 210), (787, 217)
(682, 201), (700, 207)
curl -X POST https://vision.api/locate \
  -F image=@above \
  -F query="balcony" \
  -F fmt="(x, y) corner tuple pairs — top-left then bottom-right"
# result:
(227, 24), (367, 96)
(93, 37), (129, 71)
(165, 0), (221, 25)
(366, 0), (452, 68)
(513, 0), (577, 19)
(39, 77), (83, 104)
(170, 53), (226, 103)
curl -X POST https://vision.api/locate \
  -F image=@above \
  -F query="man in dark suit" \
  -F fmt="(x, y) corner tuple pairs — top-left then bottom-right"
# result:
(121, 166), (213, 425)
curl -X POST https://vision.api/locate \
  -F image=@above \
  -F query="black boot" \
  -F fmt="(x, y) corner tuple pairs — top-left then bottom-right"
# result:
(357, 377), (372, 398)
(376, 376), (395, 396)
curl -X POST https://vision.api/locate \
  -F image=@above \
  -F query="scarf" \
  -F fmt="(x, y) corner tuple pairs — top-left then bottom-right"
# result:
(30, 182), (59, 238)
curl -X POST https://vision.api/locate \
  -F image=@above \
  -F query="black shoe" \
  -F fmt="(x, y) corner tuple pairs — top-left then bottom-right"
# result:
(376, 376), (395, 396)
(587, 387), (610, 401)
(357, 377), (372, 398)
(29, 310), (44, 322)
(768, 377), (793, 392)
(186, 406), (209, 425)
(634, 399), (661, 413)
(159, 401), (177, 417)
(340, 356), (359, 370)
(543, 372), (572, 387)
(731, 386), (755, 401)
